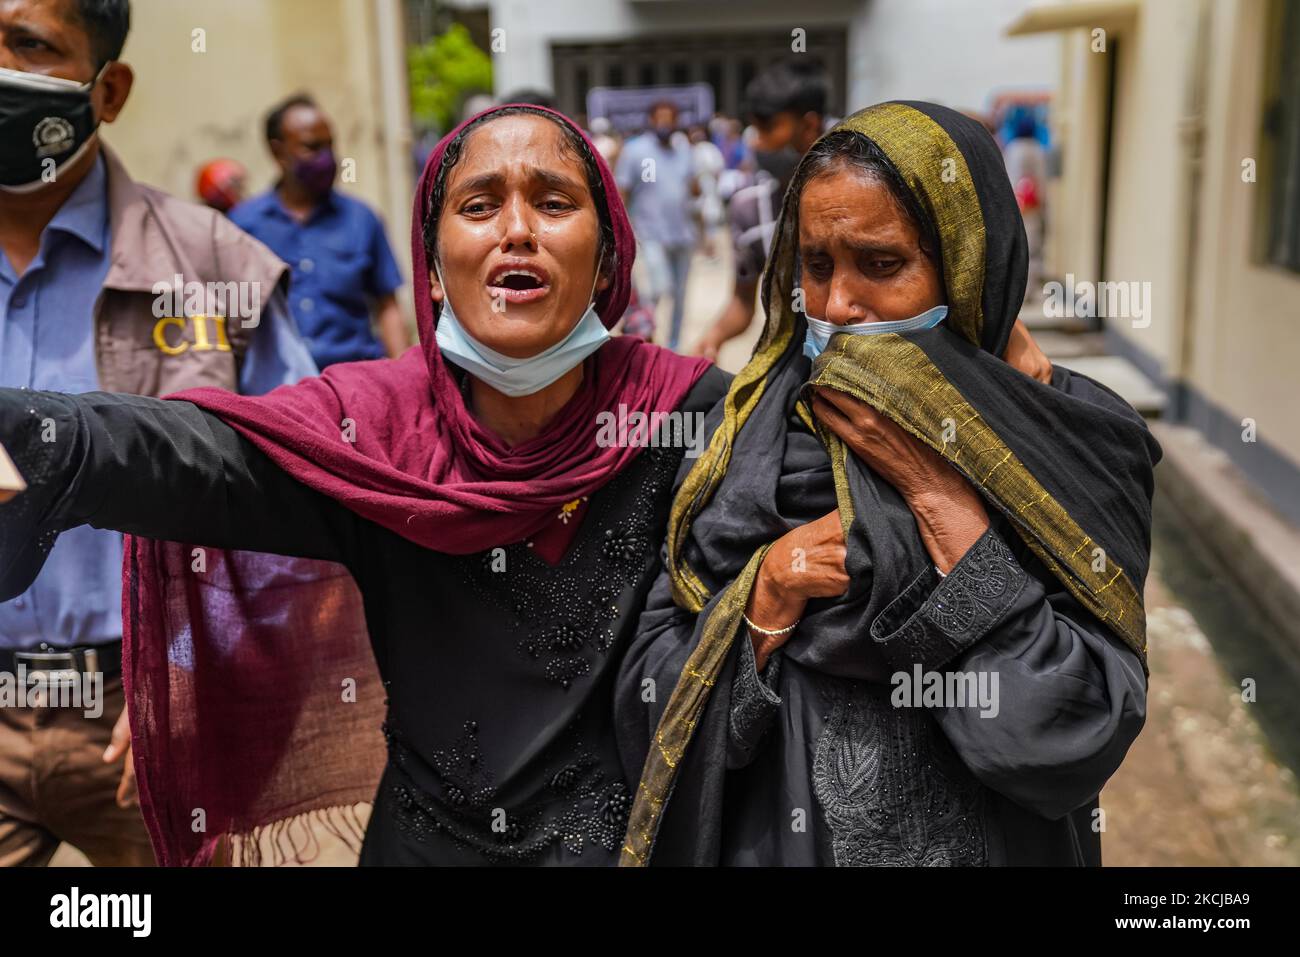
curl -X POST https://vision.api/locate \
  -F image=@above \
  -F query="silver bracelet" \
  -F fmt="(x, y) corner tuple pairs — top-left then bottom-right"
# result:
(742, 613), (800, 638)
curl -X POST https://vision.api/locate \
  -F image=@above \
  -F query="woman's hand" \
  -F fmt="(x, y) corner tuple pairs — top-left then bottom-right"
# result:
(745, 510), (848, 670)
(811, 387), (989, 573)
(1005, 318), (1053, 383)
(102, 706), (138, 809)
(0, 441), (25, 504)
(692, 331), (723, 364)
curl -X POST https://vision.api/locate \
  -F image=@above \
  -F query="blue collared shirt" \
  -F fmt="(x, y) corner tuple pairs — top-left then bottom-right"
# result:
(230, 188), (403, 369)
(614, 132), (698, 248)
(0, 153), (318, 650)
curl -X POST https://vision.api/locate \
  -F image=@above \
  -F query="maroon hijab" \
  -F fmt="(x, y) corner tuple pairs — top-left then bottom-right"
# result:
(162, 104), (707, 554)
(123, 105), (708, 865)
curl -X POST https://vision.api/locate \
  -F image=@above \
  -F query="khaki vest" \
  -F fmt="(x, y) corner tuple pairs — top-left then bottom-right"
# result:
(94, 146), (288, 397)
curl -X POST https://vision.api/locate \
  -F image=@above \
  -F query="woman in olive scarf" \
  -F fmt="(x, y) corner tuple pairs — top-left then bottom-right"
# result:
(615, 102), (1160, 866)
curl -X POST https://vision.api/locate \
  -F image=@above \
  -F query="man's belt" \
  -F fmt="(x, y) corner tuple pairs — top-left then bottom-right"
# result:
(0, 641), (122, 680)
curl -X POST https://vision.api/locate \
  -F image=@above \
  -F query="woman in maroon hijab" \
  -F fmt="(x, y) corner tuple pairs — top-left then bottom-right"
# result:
(0, 105), (723, 865)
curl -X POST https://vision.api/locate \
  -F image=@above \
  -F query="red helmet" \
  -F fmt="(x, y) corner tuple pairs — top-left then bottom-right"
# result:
(1014, 175), (1041, 213)
(196, 159), (247, 213)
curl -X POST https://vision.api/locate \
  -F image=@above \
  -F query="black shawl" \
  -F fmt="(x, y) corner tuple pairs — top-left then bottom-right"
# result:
(618, 102), (1161, 865)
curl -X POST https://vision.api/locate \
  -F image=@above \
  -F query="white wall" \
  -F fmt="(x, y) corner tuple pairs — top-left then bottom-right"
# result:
(108, 0), (413, 280)
(483, 0), (1058, 115)
(846, 0), (1060, 112)
(1188, 0), (1300, 468)
(1100, 0), (1204, 372)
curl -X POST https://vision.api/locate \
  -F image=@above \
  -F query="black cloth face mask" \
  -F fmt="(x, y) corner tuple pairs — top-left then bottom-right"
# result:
(753, 145), (801, 195)
(0, 64), (105, 192)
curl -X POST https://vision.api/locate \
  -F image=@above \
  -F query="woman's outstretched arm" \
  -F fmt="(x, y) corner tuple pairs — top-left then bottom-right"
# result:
(0, 388), (360, 599)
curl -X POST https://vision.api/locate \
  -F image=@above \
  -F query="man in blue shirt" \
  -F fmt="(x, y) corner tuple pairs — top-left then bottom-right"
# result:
(615, 101), (700, 351)
(0, 0), (316, 867)
(231, 94), (409, 369)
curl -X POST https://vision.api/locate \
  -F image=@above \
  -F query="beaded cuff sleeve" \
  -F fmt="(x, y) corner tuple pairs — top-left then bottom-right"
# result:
(869, 527), (1030, 673)
(727, 632), (784, 769)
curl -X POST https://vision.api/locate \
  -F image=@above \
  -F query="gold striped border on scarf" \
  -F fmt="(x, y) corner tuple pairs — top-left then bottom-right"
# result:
(664, 326), (786, 613)
(620, 544), (772, 866)
(665, 217), (801, 614)
(809, 333), (1148, 662)
(841, 103), (987, 348)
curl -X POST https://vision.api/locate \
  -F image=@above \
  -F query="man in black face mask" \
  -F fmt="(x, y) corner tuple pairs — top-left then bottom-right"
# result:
(0, 0), (316, 867)
(693, 58), (830, 362)
(229, 94), (410, 369)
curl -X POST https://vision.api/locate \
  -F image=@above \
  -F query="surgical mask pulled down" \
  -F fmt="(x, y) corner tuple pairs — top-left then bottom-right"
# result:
(433, 258), (609, 398)
(803, 305), (948, 360)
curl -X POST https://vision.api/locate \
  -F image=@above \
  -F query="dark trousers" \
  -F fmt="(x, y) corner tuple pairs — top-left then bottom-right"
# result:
(0, 672), (154, 866)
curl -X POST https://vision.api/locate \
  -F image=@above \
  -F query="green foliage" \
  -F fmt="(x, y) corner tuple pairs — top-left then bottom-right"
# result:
(408, 23), (492, 132)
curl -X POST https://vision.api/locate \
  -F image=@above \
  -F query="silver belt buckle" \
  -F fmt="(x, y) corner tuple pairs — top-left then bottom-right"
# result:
(14, 651), (82, 688)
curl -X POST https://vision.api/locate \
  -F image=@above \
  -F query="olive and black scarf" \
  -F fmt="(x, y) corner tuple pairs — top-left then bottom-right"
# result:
(620, 101), (1161, 865)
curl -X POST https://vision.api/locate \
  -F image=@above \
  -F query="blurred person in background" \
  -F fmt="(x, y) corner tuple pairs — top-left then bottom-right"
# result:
(693, 58), (830, 361)
(0, 0), (315, 867)
(688, 124), (725, 259)
(605, 112), (654, 342)
(1003, 107), (1048, 302)
(588, 115), (621, 168)
(231, 94), (410, 369)
(616, 100), (698, 351)
(195, 157), (246, 215)
(498, 88), (555, 110)
(712, 116), (750, 200)
(712, 114), (748, 171)
(460, 93), (495, 121)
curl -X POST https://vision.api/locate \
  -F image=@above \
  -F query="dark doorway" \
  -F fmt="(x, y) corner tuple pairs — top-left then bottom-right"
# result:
(551, 30), (848, 122)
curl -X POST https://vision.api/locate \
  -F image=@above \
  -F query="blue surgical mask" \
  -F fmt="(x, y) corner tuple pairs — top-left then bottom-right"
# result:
(803, 305), (948, 360)
(433, 263), (610, 397)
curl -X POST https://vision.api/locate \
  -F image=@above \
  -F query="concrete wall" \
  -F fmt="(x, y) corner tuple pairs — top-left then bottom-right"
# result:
(1046, 0), (1300, 513)
(1187, 0), (1300, 470)
(847, 0), (1060, 111)
(1047, 26), (1110, 284)
(1099, 0), (1204, 375)
(484, 0), (853, 101)
(103, 0), (413, 280)
(1111, 0), (1300, 481)
(484, 0), (1058, 116)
